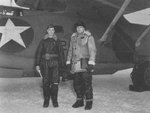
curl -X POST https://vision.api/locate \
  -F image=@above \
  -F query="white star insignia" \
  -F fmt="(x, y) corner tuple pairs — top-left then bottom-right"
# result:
(0, 19), (30, 48)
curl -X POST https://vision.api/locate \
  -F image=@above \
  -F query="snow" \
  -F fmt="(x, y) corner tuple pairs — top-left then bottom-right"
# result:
(0, 68), (150, 113)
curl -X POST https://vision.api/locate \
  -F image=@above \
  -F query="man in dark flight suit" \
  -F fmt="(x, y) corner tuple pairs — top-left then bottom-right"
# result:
(35, 24), (66, 108)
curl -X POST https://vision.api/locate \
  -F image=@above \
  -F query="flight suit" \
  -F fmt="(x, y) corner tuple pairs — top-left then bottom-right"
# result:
(67, 31), (96, 106)
(35, 34), (65, 107)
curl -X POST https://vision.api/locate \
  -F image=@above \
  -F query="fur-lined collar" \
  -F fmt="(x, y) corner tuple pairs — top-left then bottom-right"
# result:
(44, 34), (58, 40)
(72, 30), (91, 37)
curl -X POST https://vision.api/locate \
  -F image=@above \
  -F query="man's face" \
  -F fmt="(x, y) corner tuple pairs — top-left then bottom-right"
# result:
(47, 27), (55, 36)
(76, 26), (85, 34)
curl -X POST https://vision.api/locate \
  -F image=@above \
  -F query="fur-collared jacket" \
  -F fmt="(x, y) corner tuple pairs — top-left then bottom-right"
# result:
(35, 34), (65, 71)
(66, 31), (97, 73)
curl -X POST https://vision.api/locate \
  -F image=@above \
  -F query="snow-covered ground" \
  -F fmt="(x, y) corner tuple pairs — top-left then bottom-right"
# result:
(0, 68), (150, 113)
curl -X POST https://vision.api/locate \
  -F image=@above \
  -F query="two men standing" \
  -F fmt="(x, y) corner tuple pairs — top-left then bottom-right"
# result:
(35, 21), (97, 110)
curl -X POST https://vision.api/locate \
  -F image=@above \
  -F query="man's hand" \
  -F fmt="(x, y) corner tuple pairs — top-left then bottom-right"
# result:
(35, 66), (43, 78)
(66, 64), (71, 72)
(87, 64), (94, 72)
(36, 66), (40, 72)
(62, 76), (68, 82)
(61, 71), (69, 82)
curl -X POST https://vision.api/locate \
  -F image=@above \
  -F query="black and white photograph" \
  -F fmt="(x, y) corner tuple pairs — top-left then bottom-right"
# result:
(0, 0), (150, 113)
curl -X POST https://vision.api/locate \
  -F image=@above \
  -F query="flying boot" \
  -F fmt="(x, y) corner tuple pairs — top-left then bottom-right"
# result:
(72, 98), (84, 108)
(85, 101), (93, 110)
(51, 84), (59, 107)
(43, 86), (51, 107)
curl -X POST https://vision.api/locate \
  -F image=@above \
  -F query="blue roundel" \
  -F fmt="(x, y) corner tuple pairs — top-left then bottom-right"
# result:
(0, 18), (34, 53)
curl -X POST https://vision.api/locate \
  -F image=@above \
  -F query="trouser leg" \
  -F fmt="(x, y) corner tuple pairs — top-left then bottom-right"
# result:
(51, 84), (59, 107)
(72, 73), (84, 108)
(82, 72), (93, 110)
(42, 77), (51, 107)
(82, 72), (93, 100)
(41, 61), (51, 107)
(50, 65), (59, 107)
(73, 73), (85, 99)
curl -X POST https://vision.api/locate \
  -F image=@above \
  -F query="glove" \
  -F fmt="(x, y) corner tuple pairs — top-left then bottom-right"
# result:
(66, 64), (71, 72)
(35, 66), (43, 78)
(61, 64), (71, 82)
(87, 64), (94, 72)
(65, 64), (74, 80)
(61, 71), (69, 82)
(62, 76), (68, 82)
(36, 66), (40, 72)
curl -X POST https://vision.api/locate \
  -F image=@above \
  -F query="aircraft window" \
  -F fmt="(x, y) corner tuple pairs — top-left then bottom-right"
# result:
(54, 25), (64, 33)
